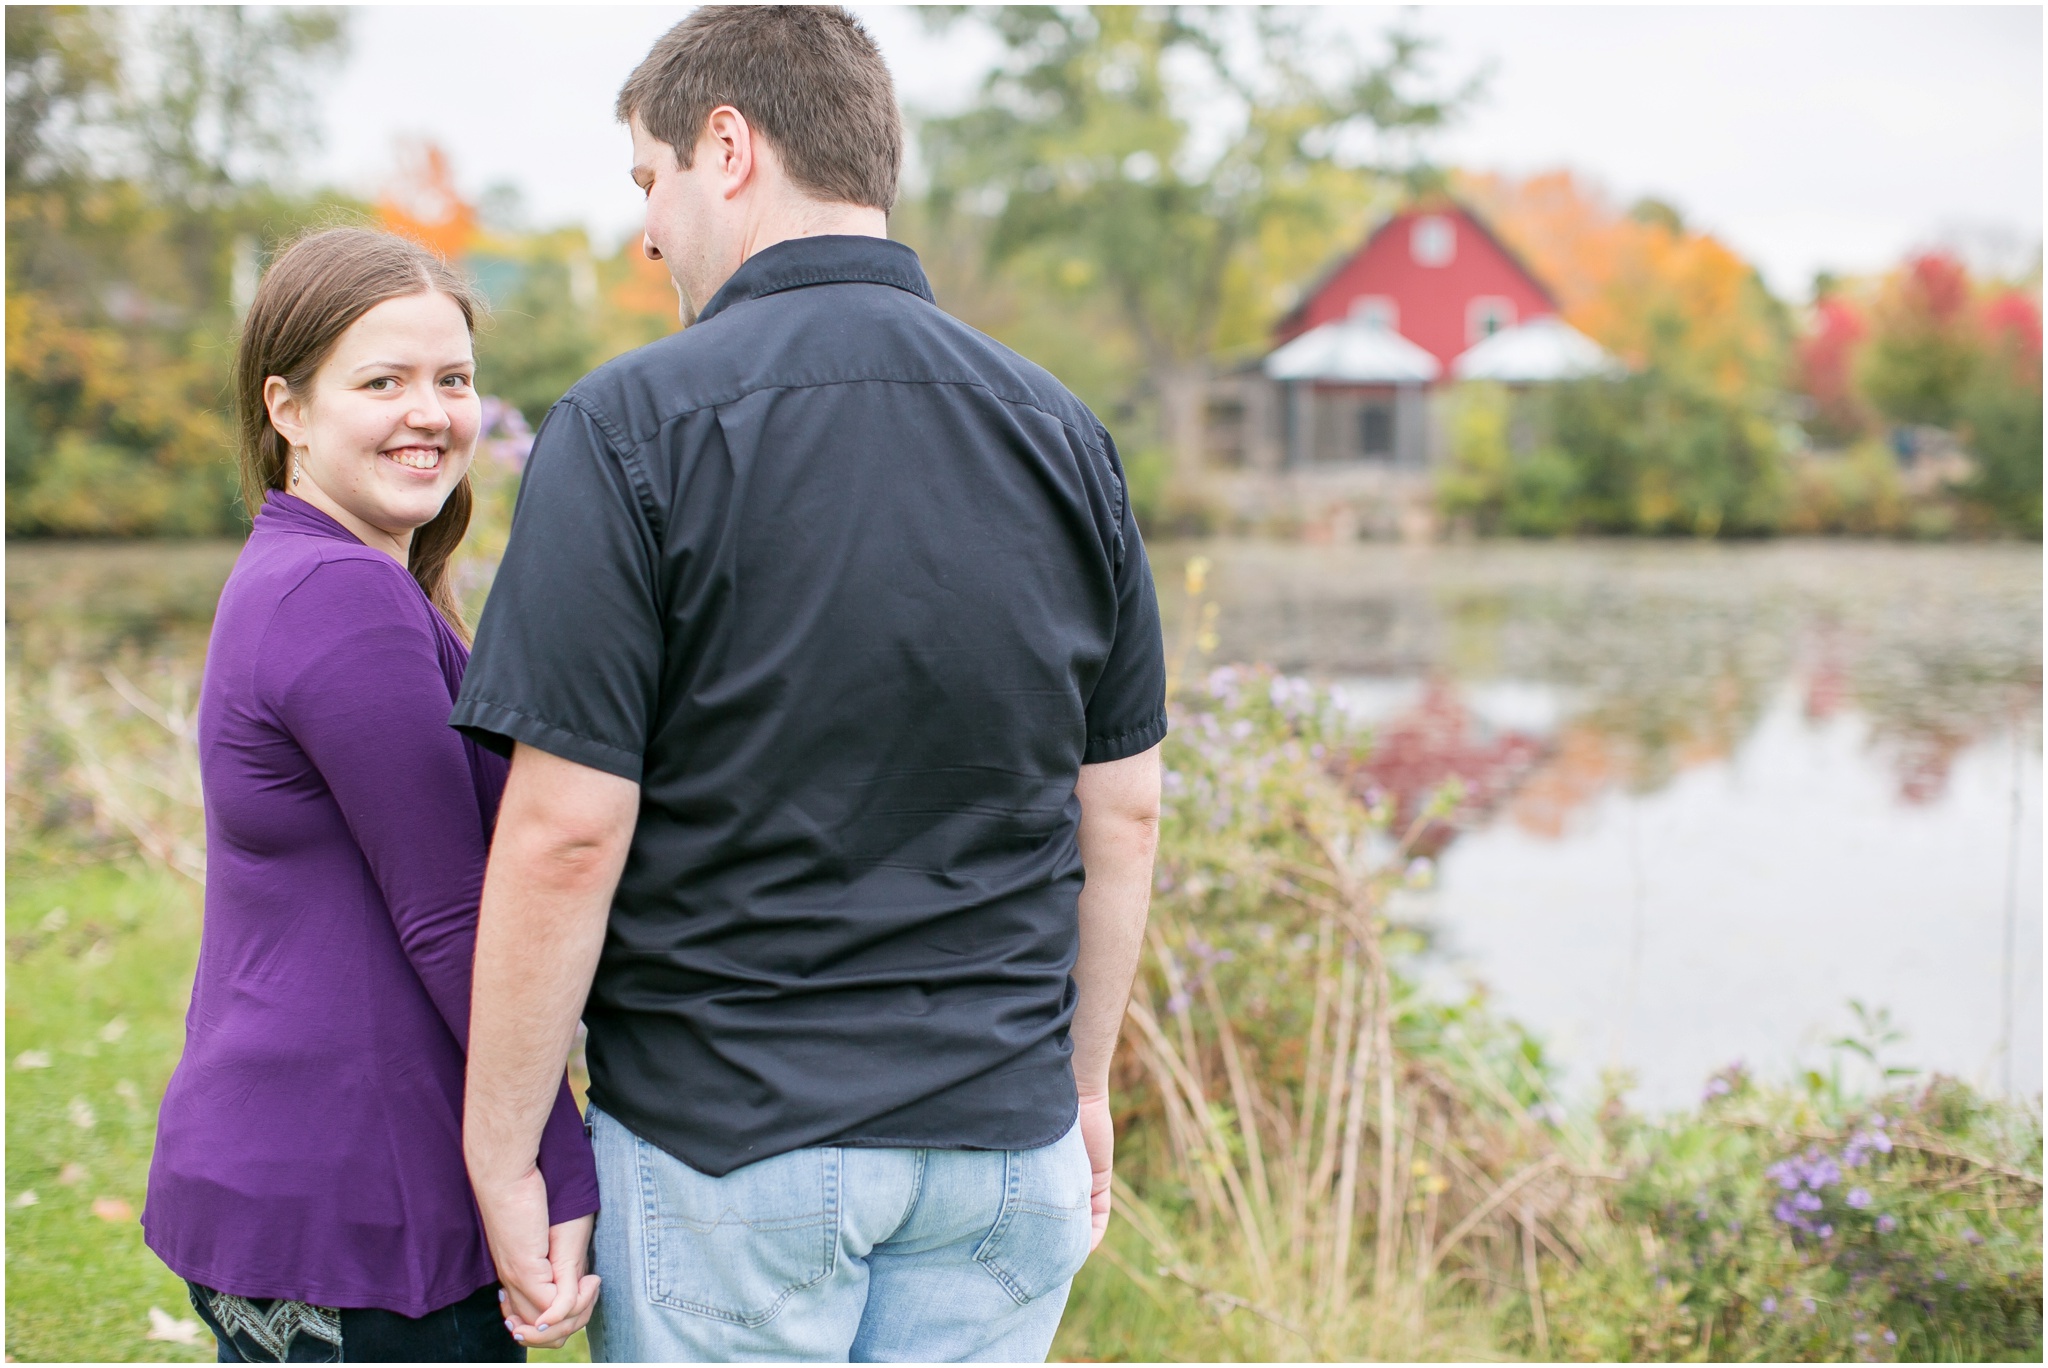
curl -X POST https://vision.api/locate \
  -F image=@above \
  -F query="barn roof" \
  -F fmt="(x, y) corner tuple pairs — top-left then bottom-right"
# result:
(1452, 317), (1621, 383)
(1264, 319), (1442, 384)
(1273, 200), (1562, 339)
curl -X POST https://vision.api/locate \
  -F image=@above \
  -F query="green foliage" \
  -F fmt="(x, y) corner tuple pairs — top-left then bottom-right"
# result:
(1858, 258), (1981, 430)
(5, 7), (353, 538)
(1782, 443), (1910, 537)
(1547, 1071), (2043, 1361)
(1436, 374), (1791, 538)
(919, 6), (1474, 470)
(1955, 356), (2044, 537)
(471, 235), (603, 427)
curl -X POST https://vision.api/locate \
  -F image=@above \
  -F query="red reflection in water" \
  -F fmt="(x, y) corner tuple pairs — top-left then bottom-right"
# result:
(1339, 679), (1546, 856)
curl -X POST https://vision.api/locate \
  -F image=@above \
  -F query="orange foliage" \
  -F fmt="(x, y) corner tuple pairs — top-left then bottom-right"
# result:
(1454, 169), (1781, 400)
(376, 140), (477, 262)
(611, 240), (680, 319)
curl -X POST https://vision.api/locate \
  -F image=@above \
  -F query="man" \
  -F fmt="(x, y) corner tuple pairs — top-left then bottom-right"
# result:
(454, 7), (1165, 1361)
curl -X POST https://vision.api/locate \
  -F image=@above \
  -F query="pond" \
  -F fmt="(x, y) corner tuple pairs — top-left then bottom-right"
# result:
(10, 536), (2042, 1112)
(1153, 538), (2043, 1110)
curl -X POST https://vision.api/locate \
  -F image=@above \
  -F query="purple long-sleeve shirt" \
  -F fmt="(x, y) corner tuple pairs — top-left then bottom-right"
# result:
(143, 492), (599, 1317)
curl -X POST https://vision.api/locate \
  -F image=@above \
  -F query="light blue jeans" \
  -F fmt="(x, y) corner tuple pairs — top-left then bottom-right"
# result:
(585, 1105), (1093, 1363)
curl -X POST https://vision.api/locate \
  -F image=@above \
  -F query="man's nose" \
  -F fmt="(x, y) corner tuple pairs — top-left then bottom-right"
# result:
(643, 233), (664, 262)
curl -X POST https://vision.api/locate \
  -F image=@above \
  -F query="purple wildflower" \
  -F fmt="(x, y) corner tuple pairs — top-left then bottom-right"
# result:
(1164, 992), (1190, 1016)
(1846, 1187), (1872, 1209)
(1704, 1075), (1732, 1100)
(1883, 1331), (1896, 1345)
(1761, 1297), (1777, 1314)
(1802, 1298), (1816, 1315)
(1963, 1229), (1983, 1245)
(1854, 1332), (1870, 1345)
(1793, 1190), (1823, 1212)
(1817, 1223), (1834, 1239)
(1877, 1214), (1897, 1234)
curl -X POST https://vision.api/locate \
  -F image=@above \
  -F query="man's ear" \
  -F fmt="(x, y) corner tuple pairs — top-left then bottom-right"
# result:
(264, 376), (310, 451)
(704, 104), (755, 202)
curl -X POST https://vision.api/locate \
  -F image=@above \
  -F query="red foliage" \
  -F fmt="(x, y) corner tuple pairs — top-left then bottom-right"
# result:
(1981, 289), (2043, 388)
(1903, 252), (1972, 323)
(1798, 296), (1869, 437)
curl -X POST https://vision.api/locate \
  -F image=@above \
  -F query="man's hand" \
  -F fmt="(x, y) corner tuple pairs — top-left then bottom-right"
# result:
(497, 1212), (601, 1350)
(1068, 745), (1160, 1260)
(1077, 1089), (1116, 1251)
(474, 1164), (557, 1327)
(464, 744), (635, 1347)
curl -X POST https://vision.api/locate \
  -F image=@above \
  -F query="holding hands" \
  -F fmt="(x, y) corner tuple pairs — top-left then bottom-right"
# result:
(473, 1166), (601, 1350)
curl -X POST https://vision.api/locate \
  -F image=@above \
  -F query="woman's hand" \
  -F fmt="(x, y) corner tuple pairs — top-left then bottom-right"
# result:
(501, 1215), (600, 1350)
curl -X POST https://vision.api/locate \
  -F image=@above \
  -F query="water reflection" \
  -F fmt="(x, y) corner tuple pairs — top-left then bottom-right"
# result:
(1159, 539), (2043, 1106)
(10, 537), (2042, 1108)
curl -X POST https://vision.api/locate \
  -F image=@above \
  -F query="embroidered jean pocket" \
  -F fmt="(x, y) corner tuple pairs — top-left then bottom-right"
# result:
(974, 1122), (1094, 1306)
(637, 1138), (840, 1327)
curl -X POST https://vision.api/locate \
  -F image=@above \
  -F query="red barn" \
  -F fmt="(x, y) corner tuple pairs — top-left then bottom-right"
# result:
(1202, 201), (1614, 476)
(1275, 203), (1559, 369)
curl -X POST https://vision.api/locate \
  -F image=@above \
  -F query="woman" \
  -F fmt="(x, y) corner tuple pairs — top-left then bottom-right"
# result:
(143, 227), (599, 1362)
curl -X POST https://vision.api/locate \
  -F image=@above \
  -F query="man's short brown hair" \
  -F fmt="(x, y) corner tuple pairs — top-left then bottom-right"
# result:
(617, 6), (901, 213)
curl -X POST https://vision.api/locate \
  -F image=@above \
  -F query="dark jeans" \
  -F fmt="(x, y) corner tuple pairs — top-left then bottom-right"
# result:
(186, 1280), (523, 1363)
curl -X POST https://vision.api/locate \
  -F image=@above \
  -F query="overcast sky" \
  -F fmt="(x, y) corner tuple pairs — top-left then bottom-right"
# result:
(310, 4), (2043, 299)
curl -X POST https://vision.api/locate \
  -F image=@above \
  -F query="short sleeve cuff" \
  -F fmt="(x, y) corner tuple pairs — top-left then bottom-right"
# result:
(1082, 713), (1168, 765)
(449, 698), (644, 783)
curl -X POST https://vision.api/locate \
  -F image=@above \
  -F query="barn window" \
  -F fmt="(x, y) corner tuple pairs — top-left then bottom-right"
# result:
(1411, 215), (1455, 267)
(1349, 295), (1398, 331)
(1468, 296), (1515, 344)
(1359, 401), (1395, 458)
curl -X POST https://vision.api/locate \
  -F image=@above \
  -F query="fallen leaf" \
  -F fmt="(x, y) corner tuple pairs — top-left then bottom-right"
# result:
(91, 1196), (134, 1222)
(56, 1163), (87, 1187)
(10, 1190), (38, 1208)
(67, 1098), (95, 1130)
(81, 940), (112, 968)
(38, 907), (68, 934)
(114, 1080), (140, 1107)
(145, 1307), (202, 1347)
(13, 1051), (50, 1071)
(98, 1018), (128, 1044)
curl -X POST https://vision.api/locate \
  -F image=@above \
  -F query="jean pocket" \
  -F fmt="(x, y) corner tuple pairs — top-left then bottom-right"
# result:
(637, 1137), (840, 1327)
(974, 1122), (1094, 1306)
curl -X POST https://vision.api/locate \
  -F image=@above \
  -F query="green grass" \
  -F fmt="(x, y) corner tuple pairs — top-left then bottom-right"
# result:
(3, 851), (592, 1363)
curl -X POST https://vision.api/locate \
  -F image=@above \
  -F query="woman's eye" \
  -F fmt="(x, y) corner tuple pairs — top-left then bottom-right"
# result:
(442, 373), (473, 390)
(366, 377), (396, 392)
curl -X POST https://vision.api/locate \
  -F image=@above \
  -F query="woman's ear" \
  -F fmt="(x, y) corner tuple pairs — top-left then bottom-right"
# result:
(263, 376), (309, 452)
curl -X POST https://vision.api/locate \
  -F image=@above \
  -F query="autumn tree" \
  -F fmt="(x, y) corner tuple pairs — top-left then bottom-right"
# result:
(1445, 170), (1794, 536)
(1796, 292), (1872, 446)
(1858, 252), (1984, 430)
(919, 6), (1476, 480)
(6, 6), (348, 536)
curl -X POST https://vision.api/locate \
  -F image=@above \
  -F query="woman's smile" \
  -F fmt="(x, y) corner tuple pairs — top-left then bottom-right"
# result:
(383, 443), (445, 472)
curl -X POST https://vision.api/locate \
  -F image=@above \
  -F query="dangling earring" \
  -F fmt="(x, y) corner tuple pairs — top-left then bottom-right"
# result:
(291, 450), (303, 487)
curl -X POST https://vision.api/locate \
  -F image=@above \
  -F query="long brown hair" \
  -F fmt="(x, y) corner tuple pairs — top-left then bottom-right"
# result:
(234, 226), (485, 637)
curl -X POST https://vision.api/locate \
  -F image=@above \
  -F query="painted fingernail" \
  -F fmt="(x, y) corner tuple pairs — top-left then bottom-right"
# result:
(504, 1319), (515, 1331)
(537, 1323), (550, 1332)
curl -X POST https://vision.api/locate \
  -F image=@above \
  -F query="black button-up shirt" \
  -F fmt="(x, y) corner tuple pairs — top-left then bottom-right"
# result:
(452, 235), (1167, 1175)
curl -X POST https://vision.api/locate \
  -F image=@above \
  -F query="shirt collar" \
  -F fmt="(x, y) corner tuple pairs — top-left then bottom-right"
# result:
(695, 235), (933, 325)
(255, 490), (368, 546)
